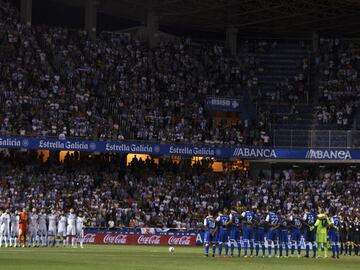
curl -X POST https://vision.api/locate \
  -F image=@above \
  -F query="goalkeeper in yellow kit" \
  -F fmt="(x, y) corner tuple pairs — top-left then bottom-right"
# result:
(312, 208), (331, 258)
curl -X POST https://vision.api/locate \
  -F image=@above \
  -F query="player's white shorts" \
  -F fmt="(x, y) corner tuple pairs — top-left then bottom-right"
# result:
(29, 227), (38, 237)
(0, 225), (10, 237)
(48, 226), (57, 236)
(10, 226), (19, 237)
(57, 226), (66, 237)
(76, 229), (84, 238)
(66, 225), (76, 236)
(38, 225), (47, 236)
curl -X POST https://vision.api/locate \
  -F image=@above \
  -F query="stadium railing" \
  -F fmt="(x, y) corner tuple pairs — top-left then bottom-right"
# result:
(273, 129), (360, 148)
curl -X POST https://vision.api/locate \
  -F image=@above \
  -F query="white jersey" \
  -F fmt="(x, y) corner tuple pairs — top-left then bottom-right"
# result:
(0, 213), (11, 237)
(48, 214), (57, 229)
(10, 214), (19, 230)
(38, 213), (47, 228)
(0, 213), (10, 229)
(10, 214), (19, 236)
(76, 217), (85, 231)
(57, 215), (67, 237)
(58, 215), (67, 228)
(29, 213), (39, 229)
(48, 214), (57, 236)
(38, 213), (47, 236)
(67, 213), (77, 236)
(67, 213), (76, 227)
(76, 217), (85, 237)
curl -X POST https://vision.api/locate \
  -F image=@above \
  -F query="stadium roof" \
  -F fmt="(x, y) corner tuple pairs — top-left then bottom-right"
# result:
(52, 0), (360, 37)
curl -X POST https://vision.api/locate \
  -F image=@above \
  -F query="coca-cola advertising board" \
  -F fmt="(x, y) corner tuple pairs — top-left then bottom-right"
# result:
(83, 233), (196, 246)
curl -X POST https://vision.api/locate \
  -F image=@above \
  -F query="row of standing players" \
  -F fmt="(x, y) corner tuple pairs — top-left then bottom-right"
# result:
(0, 208), (86, 248)
(203, 206), (360, 258)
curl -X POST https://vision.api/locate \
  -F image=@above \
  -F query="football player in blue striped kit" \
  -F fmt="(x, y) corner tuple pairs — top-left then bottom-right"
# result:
(266, 208), (280, 257)
(289, 208), (302, 257)
(216, 207), (230, 256)
(329, 210), (341, 259)
(229, 208), (242, 257)
(254, 209), (266, 258)
(203, 211), (218, 257)
(241, 206), (256, 257)
(303, 206), (317, 258)
(279, 212), (290, 258)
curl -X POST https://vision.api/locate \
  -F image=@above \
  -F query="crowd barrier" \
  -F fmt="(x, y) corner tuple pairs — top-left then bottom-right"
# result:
(83, 229), (198, 246)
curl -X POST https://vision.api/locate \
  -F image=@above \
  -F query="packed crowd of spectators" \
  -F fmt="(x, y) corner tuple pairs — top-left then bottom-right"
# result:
(0, 150), (359, 229)
(315, 38), (360, 127)
(315, 98), (353, 128)
(0, 1), (271, 146)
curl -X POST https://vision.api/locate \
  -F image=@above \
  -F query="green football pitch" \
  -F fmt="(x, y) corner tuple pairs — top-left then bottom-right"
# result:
(0, 245), (359, 270)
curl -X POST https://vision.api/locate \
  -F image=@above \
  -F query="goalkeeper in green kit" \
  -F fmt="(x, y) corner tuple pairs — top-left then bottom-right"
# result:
(312, 207), (331, 258)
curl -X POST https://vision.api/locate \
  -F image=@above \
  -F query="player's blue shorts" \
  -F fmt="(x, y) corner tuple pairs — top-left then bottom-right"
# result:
(329, 230), (340, 243)
(204, 231), (217, 243)
(291, 229), (301, 242)
(255, 228), (265, 242)
(218, 228), (228, 243)
(242, 225), (254, 240)
(303, 227), (316, 242)
(268, 228), (279, 242)
(230, 227), (241, 242)
(280, 230), (289, 243)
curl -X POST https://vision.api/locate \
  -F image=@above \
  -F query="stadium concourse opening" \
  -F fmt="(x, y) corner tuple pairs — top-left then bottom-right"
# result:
(10, 149), (250, 172)
(3, 147), (360, 179)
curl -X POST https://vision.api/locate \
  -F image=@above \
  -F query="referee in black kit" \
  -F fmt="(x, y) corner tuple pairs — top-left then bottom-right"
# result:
(347, 216), (359, 256)
(340, 216), (349, 255)
(352, 216), (360, 256)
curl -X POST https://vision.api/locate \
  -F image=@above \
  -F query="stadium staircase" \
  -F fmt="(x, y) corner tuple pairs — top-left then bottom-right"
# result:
(257, 41), (308, 100)
(353, 111), (360, 130)
(256, 41), (316, 147)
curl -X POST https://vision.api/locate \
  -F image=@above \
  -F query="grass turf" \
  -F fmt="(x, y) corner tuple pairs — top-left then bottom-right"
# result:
(0, 245), (359, 270)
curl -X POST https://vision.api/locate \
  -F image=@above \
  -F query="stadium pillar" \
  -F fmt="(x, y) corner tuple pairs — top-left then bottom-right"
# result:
(312, 32), (319, 52)
(146, 7), (160, 48)
(226, 26), (238, 56)
(85, 0), (97, 40)
(20, 0), (32, 26)
(249, 161), (271, 179)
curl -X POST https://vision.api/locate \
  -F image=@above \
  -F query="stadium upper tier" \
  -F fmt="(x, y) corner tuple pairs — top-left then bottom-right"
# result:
(0, 2), (360, 148)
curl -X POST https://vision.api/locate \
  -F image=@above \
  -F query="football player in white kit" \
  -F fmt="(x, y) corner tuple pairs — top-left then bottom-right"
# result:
(66, 208), (77, 247)
(38, 208), (48, 246)
(76, 212), (85, 248)
(0, 210), (3, 247)
(48, 209), (57, 247)
(0, 209), (11, 247)
(10, 210), (19, 247)
(57, 210), (67, 247)
(29, 208), (39, 247)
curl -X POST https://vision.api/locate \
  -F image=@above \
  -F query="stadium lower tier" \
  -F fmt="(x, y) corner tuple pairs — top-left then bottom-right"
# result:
(0, 150), (359, 230)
